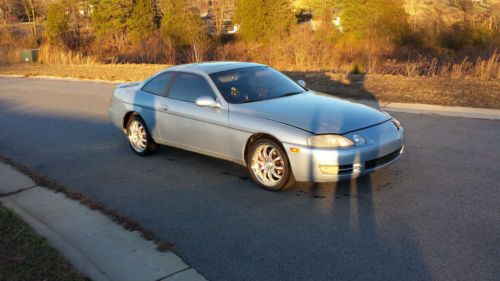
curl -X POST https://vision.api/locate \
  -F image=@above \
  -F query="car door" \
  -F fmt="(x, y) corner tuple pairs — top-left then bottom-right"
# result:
(156, 72), (230, 159)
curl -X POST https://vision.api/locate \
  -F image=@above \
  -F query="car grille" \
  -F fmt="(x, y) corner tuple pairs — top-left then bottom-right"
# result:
(365, 147), (402, 170)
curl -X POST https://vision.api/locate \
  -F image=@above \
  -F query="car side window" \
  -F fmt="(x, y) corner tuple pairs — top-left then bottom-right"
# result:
(141, 72), (173, 96)
(167, 73), (216, 103)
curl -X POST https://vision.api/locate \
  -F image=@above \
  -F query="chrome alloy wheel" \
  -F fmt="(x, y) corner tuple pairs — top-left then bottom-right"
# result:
(250, 144), (285, 187)
(128, 120), (147, 153)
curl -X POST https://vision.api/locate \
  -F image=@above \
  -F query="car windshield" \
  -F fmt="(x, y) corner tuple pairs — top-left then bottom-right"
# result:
(210, 66), (306, 104)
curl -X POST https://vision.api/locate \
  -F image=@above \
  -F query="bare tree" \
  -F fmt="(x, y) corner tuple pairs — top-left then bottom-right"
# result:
(23, 0), (37, 36)
(0, 0), (24, 24)
(22, 0), (46, 38)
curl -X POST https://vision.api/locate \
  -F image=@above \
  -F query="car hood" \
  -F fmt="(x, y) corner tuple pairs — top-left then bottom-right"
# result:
(230, 91), (390, 135)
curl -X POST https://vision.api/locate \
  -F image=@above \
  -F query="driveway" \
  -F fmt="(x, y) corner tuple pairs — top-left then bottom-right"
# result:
(1, 77), (499, 281)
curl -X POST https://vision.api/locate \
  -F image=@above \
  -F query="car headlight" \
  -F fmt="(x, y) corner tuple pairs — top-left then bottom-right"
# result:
(307, 135), (355, 148)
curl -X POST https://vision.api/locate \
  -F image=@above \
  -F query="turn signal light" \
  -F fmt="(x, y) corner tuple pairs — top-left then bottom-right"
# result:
(319, 165), (339, 175)
(290, 147), (300, 153)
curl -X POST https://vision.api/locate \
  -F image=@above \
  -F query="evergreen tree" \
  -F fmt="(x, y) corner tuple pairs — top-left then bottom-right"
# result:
(127, 0), (156, 44)
(45, 1), (69, 44)
(234, 0), (295, 42)
(341, 0), (409, 42)
(160, 0), (205, 47)
(92, 0), (133, 51)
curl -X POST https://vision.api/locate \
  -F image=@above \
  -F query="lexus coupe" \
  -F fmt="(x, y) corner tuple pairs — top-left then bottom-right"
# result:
(109, 62), (404, 191)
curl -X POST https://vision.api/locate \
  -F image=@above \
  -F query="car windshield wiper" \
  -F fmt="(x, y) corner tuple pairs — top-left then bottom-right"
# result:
(240, 91), (304, 104)
(280, 91), (303, 98)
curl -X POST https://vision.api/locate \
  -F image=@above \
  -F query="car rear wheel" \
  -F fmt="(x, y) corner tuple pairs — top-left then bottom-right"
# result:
(247, 138), (295, 191)
(126, 115), (156, 156)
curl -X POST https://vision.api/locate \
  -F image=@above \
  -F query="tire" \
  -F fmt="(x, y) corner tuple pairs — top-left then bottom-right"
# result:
(246, 138), (296, 191)
(126, 115), (157, 156)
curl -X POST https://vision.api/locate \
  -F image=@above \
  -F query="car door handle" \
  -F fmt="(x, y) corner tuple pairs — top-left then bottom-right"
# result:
(160, 104), (169, 111)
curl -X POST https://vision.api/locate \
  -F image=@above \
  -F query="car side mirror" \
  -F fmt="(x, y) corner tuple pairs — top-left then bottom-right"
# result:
(195, 96), (221, 109)
(297, 80), (306, 88)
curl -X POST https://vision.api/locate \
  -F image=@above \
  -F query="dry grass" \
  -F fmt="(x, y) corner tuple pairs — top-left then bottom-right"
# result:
(0, 63), (169, 81)
(215, 31), (499, 80)
(0, 45), (19, 64)
(37, 45), (99, 65)
(380, 53), (500, 80)
(286, 72), (500, 109)
(0, 63), (499, 109)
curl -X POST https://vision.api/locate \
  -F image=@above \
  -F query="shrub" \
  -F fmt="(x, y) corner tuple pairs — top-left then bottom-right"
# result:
(439, 23), (496, 51)
(234, 0), (295, 42)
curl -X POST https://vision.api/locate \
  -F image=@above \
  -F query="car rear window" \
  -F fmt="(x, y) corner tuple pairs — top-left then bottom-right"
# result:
(142, 72), (173, 96)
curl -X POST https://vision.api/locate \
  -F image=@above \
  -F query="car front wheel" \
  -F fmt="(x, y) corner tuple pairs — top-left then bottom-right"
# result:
(247, 138), (295, 191)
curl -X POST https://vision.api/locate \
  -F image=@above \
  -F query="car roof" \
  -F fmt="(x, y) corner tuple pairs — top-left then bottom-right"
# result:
(166, 61), (266, 74)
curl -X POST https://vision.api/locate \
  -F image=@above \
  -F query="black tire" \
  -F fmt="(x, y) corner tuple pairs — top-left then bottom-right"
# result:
(126, 115), (157, 156)
(246, 138), (296, 191)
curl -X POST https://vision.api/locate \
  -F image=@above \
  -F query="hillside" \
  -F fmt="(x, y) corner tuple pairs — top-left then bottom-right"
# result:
(404, 0), (500, 28)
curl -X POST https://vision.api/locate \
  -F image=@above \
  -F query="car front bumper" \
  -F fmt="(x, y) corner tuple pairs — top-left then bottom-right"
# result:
(283, 121), (404, 182)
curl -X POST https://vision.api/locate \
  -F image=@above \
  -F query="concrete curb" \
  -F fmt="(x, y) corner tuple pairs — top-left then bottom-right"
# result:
(1, 74), (499, 120)
(0, 163), (207, 281)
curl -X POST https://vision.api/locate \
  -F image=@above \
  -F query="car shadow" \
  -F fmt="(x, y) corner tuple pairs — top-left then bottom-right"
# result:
(278, 71), (427, 279)
(283, 70), (379, 109)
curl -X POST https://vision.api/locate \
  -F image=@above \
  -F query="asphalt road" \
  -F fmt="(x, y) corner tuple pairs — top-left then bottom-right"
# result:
(1, 77), (499, 281)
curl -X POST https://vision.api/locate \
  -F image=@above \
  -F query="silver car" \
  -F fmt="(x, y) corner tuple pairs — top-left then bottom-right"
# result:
(109, 62), (404, 191)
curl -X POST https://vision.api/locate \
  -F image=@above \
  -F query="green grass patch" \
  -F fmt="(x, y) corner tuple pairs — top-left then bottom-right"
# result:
(0, 205), (87, 281)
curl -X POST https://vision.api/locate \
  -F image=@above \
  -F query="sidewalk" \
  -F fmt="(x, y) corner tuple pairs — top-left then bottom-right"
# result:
(0, 163), (207, 281)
